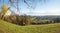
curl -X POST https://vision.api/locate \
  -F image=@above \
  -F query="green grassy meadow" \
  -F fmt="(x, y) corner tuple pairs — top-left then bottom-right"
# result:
(0, 19), (60, 33)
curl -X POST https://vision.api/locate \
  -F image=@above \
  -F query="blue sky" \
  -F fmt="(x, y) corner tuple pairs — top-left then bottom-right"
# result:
(0, 0), (60, 16)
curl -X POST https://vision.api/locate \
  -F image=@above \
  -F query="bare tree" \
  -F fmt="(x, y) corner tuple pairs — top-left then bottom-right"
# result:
(0, 0), (49, 25)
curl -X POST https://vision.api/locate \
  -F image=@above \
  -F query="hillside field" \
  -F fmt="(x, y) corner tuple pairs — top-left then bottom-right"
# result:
(0, 19), (60, 33)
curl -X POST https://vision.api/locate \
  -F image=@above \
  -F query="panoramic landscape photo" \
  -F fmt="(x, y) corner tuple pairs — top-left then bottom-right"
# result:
(0, 0), (60, 33)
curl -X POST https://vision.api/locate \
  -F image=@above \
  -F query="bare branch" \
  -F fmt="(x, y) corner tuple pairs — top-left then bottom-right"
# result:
(24, 0), (37, 9)
(9, 0), (16, 8)
(24, 0), (31, 7)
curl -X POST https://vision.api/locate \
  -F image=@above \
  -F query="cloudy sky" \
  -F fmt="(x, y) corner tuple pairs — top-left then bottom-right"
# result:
(0, 0), (60, 16)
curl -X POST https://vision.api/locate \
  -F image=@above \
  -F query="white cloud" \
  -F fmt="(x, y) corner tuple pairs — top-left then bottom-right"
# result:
(6, 9), (60, 16)
(44, 10), (60, 15)
(24, 9), (60, 16)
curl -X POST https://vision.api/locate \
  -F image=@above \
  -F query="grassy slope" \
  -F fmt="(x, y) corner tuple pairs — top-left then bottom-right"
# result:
(0, 19), (60, 33)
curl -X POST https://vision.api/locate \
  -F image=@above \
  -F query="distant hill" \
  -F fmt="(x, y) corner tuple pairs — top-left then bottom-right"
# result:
(32, 15), (60, 20)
